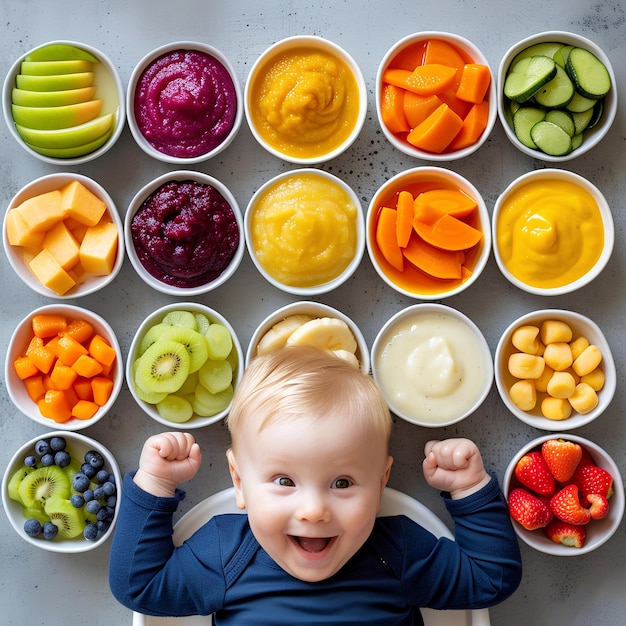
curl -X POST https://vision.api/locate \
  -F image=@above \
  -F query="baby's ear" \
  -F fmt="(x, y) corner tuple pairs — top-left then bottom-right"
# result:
(226, 449), (246, 509)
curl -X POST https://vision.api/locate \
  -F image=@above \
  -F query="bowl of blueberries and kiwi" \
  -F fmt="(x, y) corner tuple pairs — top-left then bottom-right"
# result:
(2, 431), (121, 552)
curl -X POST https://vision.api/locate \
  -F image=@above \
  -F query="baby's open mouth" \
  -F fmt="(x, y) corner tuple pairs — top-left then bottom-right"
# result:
(292, 536), (332, 553)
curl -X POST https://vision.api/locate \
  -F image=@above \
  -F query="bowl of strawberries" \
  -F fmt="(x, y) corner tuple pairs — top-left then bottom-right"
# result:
(504, 434), (623, 555)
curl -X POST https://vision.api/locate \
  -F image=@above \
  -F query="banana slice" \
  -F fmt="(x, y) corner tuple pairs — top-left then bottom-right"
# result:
(255, 314), (314, 355)
(286, 317), (357, 353)
(332, 349), (360, 369)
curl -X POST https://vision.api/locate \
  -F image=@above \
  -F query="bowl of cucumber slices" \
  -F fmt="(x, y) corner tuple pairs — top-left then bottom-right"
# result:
(498, 31), (616, 161)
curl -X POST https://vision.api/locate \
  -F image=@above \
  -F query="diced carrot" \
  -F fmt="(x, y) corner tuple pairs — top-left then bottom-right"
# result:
(456, 64), (491, 104)
(423, 39), (466, 74)
(24, 376), (46, 402)
(65, 386), (79, 411)
(447, 101), (490, 151)
(62, 317), (94, 343)
(396, 191), (415, 248)
(25, 336), (44, 354)
(89, 334), (116, 367)
(14, 356), (39, 380)
(71, 399), (99, 420)
(414, 189), (478, 220)
(413, 213), (483, 251)
(403, 92), (442, 129)
(31, 313), (67, 338)
(72, 353), (103, 378)
(55, 334), (88, 366)
(26, 345), (56, 374)
(44, 336), (61, 358)
(73, 376), (94, 401)
(389, 41), (427, 71)
(402, 235), (464, 279)
(37, 389), (72, 423)
(92, 376), (114, 406)
(50, 361), (78, 391)
(380, 83), (410, 134)
(407, 103), (464, 153)
(42, 373), (54, 390)
(375, 207), (404, 272)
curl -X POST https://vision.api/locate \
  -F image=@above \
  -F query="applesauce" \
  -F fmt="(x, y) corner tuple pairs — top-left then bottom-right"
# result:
(248, 171), (359, 288)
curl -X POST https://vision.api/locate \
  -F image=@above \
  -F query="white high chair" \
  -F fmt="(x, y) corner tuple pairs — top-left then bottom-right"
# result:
(131, 487), (491, 626)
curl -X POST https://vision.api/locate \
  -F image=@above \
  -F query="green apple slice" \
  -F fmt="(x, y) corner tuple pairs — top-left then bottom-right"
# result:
(12, 99), (103, 130)
(11, 86), (97, 107)
(24, 43), (99, 63)
(20, 59), (94, 75)
(16, 72), (94, 92)
(16, 112), (114, 148)
(25, 127), (113, 158)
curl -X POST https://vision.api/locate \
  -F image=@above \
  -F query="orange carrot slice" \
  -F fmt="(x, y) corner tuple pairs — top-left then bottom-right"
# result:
(414, 189), (478, 220)
(413, 213), (483, 251)
(396, 191), (415, 248)
(405, 64), (458, 95)
(403, 92), (442, 129)
(438, 89), (473, 119)
(407, 103), (463, 153)
(390, 41), (427, 71)
(375, 207), (404, 271)
(456, 64), (491, 104)
(423, 39), (466, 74)
(381, 83), (410, 133)
(402, 236), (464, 279)
(447, 100), (490, 151)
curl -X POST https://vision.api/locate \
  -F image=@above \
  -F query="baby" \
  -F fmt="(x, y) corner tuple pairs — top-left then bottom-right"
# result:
(110, 345), (521, 624)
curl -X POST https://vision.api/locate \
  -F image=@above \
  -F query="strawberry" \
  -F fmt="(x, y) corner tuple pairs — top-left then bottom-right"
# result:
(541, 439), (582, 483)
(508, 487), (554, 530)
(550, 484), (591, 525)
(571, 464), (614, 507)
(587, 493), (610, 520)
(514, 451), (556, 495)
(545, 520), (586, 548)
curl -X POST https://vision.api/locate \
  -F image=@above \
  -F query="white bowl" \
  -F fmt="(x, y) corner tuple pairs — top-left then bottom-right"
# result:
(2, 430), (122, 553)
(495, 309), (615, 431)
(5, 304), (123, 430)
(497, 31), (617, 161)
(2, 40), (125, 165)
(503, 434), (624, 556)
(492, 169), (613, 296)
(3, 172), (124, 299)
(125, 170), (244, 296)
(376, 31), (497, 161)
(246, 301), (370, 374)
(245, 169), (365, 296)
(371, 303), (493, 427)
(244, 35), (367, 164)
(366, 166), (491, 300)
(127, 41), (243, 164)
(126, 302), (244, 429)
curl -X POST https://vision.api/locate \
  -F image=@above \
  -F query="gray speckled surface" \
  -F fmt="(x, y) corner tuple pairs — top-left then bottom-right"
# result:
(1, 0), (625, 624)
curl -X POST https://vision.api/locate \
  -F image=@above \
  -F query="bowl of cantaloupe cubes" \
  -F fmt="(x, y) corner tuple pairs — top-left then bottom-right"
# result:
(3, 172), (124, 298)
(6, 304), (123, 431)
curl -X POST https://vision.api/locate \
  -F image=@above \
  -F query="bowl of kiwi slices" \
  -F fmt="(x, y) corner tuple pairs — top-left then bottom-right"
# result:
(126, 302), (244, 428)
(2, 431), (121, 552)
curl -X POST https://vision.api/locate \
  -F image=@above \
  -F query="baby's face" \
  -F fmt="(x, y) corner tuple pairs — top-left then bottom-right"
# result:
(227, 413), (392, 582)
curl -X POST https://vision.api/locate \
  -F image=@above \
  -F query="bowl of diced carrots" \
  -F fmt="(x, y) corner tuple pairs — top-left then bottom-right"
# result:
(366, 166), (491, 299)
(376, 31), (497, 160)
(5, 304), (123, 430)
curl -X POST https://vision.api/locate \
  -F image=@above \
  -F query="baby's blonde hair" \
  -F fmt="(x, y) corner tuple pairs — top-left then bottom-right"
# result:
(227, 345), (392, 451)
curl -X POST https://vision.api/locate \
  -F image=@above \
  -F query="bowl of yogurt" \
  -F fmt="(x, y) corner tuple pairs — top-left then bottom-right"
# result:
(127, 42), (243, 164)
(371, 303), (493, 427)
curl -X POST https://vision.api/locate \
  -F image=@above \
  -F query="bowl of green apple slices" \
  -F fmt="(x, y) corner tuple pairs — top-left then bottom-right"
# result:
(2, 40), (125, 165)
(126, 302), (244, 429)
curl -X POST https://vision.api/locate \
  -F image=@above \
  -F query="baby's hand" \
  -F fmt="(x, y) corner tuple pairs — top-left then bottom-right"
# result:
(422, 438), (491, 499)
(134, 432), (202, 497)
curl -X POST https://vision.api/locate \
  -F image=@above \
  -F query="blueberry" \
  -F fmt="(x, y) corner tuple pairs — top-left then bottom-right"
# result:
(97, 519), (110, 533)
(24, 518), (42, 537)
(85, 500), (101, 515)
(104, 506), (116, 521)
(96, 469), (110, 484)
(54, 450), (71, 468)
(102, 481), (116, 497)
(106, 495), (117, 509)
(40, 453), (54, 467)
(93, 487), (106, 501)
(83, 489), (94, 502)
(70, 494), (85, 508)
(83, 523), (99, 541)
(24, 455), (38, 467)
(96, 507), (109, 521)
(34, 440), (50, 456)
(81, 462), (97, 479)
(72, 472), (90, 492)
(43, 521), (58, 540)
(49, 437), (66, 452)
(84, 450), (104, 469)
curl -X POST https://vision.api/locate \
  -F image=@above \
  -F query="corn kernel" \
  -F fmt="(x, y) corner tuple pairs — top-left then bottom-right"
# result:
(568, 382), (599, 414)
(511, 325), (542, 355)
(546, 371), (576, 399)
(572, 345), (603, 377)
(534, 364), (554, 393)
(541, 396), (572, 421)
(508, 353), (545, 379)
(543, 342), (573, 371)
(581, 368), (605, 391)
(509, 379), (537, 411)
(570, 336), (590, 360)
(540, 320), (573, 344)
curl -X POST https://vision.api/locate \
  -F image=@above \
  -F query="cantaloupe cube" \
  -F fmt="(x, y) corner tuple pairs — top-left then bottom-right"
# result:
(42, 220), (80, 270)
(28, 248), (76, 295)
(5, 208), (46, 247)
(79, 221), (118, 275)
(61, 180), (107, 226)
(15, 189), (64, 232)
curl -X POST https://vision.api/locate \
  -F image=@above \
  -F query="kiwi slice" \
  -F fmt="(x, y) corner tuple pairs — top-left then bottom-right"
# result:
(205, 323), (233, 360)
(198, 358), (233, 394)
(139, 324), (209, 373)
(132, 358), (169, 403)
(7, 466), (34, 502)
(161, 310), (198, 329)
(193, 383), (234, 417)
(156, 394), (194, 423)
(44, 497), (86, 539)
(18, 466), (71, 509)
(194, 313), (211, 334)
(135, 339), (191, 394)
(22, 505), (51, 523)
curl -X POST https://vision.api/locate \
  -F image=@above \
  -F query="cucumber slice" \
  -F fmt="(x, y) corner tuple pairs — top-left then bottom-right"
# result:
(545, 109), (575, 137)
(571, 133), (584, 151)
(570, 107), (594, 135)
(533, 64), (575, 109)
(530, 120), (572, 156)
(553, 45), (574, 68)
(504, 55), (557, 103)
(565, 91), (597, 113)
(513, 106), (546, 148)
(510, 42), (563, 66)
(588, 99), (604, 129)
(565, 47), (611, 99)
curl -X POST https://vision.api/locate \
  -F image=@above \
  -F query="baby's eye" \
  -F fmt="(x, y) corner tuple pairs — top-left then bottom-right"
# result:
(274, 476), (294, 487)
(332, 478), (352, 489)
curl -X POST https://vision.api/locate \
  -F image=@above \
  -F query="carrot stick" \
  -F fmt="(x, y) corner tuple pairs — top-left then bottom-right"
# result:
(448, 100), (490, 151)
(375, 207), (404, 271)
(456, 64), (492, 104)
(403, 92), (442, 128)
(396, 191), (414, 248)
(413, 213), (483, 251)
(402, 235), (464, 279)
(407, 103), (463, 153)
(380, 83), (410, 134)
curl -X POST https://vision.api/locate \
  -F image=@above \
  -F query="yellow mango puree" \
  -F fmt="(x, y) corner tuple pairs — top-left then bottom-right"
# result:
(249, 47), (360, 159)
(496, 179), (604, 288)
(250, 172), (358, 287)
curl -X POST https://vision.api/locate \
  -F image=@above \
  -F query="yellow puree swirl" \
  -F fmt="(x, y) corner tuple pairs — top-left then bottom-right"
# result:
(496, 179), (604, 288)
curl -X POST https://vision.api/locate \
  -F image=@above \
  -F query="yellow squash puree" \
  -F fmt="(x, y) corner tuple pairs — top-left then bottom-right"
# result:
(250, 172), (358, 287)
(496, 179), (604, 288)
(249, 47), (360, 159)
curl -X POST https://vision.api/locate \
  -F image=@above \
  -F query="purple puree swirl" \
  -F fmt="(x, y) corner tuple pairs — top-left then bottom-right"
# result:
(131, 180), (239, 288)
(134, 49), (237, 158)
